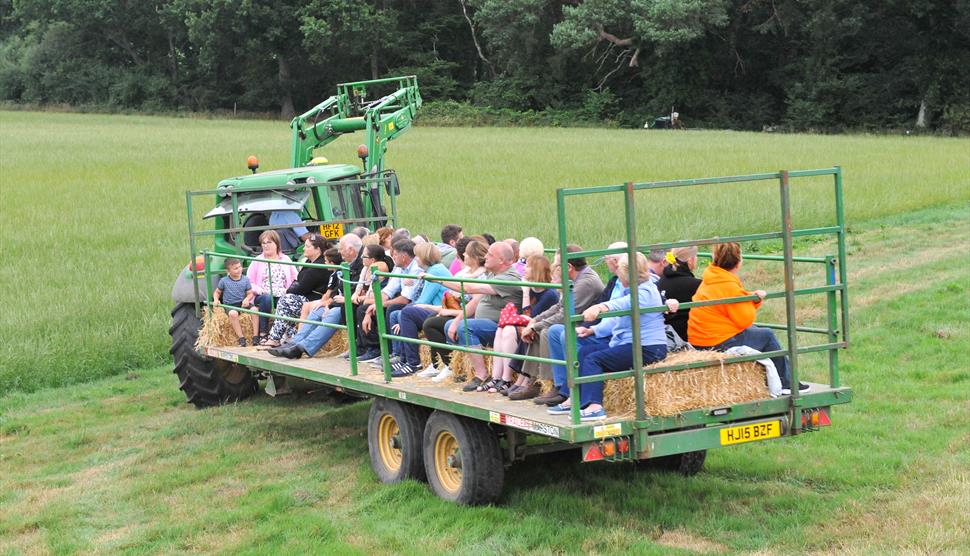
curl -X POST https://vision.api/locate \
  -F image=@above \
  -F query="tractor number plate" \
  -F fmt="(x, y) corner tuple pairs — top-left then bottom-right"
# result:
(318, 223), (344, 240)
(720, 420), (781, 446)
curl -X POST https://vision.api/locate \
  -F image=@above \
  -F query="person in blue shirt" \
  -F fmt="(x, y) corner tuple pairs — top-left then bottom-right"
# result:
(388, 243), (454, 376)
(549, 252), (671, 421)
(270, 210), (311, 252)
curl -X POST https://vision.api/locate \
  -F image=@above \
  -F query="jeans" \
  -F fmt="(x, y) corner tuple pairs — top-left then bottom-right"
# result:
(578, 343), (667, 407)
(292, 305), (343, 356)
(389, 309), (404, 356)
(357, 303), (407, 349)
(443, 318), (498, 348)
(711, 326), (792, 389)
(547, 323), (610, 396)
(399, 305), (435, 366)
(253, 294), (279, 335)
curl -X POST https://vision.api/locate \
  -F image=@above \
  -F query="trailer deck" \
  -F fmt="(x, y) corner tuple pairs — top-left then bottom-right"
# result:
(207, 345), (852, 449)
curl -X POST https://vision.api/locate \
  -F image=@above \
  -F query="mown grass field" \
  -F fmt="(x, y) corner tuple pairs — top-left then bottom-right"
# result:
(0, 110), (969, 392)
(1, 201), (967, 554)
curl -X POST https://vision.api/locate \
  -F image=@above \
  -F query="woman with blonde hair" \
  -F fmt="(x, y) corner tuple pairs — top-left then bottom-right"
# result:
(688, 242), (808, 394)
(549, 252), (669, 421)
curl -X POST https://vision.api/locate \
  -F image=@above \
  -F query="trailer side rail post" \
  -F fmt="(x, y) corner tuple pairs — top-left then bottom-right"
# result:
(186, 191), (201, 317)
(342, 261), (359, 376)
(556, 188), (581, 426)
(372, 267), (392, 382)
(834, 166), (850, 347)
(779, 170), (802, 433)
(624, 181), (646, 422)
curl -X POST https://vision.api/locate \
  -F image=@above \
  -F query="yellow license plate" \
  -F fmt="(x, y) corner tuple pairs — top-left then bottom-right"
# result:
(720, 420), (782, 446)
(318, 223), (344, 239)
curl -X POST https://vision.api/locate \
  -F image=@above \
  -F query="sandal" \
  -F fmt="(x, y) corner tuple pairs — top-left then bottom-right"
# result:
(260, 338), (280, 348)
(476, 377), (499, 393)
(491, 380), (512, 395)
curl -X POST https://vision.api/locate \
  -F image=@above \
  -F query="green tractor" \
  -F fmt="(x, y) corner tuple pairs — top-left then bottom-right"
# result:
(170, 76), (421, 408)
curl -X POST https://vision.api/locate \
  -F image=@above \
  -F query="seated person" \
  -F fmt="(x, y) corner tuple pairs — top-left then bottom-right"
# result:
(656, 245), (701, 343)
(488, 255), (558, 397)
(270, 210), (312, 252)
(268, 234), (364, 359)
(533, 243), (625, 407)
(355, 238), (420, 362)
(260, 234), (331, 346)
(438, 242), (522, 391)
(437, 224), (464, 268)
(688, 242), (809, 394)
(388, 243), (453, 376)
(213, 258), (254, 347)
(417, 239), (489, 382)
(548, 252), (668, 421)
(247, 230), (298, 345)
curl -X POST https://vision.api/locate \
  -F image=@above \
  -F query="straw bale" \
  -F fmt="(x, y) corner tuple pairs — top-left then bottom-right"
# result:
(603, 350), (770, 418)
(196, 307), (257, 349)
(313, 329), (349, 357)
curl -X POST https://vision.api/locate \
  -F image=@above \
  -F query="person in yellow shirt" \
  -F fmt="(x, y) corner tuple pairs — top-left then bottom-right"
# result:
(688, 242), (809, 394)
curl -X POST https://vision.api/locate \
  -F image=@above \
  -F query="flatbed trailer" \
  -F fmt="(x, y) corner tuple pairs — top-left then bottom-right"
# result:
(177, 167), (853, 504)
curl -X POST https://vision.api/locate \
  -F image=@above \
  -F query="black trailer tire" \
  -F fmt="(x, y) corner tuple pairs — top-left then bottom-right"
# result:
(170, 303), (258, 409)
(368, 398), (429, 483)
(423, 411), (503, 505)
(649, 450), (708, 476)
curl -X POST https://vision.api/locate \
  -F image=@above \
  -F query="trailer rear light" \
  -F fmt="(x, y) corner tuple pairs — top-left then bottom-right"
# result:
(617, 438), (630, 453)
(188, 256), (205, 272)
(801, 408), (831, 429)
(602, 440), (616, 457)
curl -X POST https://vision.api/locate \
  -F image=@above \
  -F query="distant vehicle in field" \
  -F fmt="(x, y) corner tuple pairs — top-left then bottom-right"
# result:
(646, 111), (685, 130)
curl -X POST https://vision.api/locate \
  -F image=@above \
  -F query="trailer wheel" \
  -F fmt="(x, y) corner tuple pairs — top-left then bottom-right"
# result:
(423, 411), (503, 505)
(368, 399), (428, 483)
(170, 303), (258, 409)
(649, 450), (707, 476)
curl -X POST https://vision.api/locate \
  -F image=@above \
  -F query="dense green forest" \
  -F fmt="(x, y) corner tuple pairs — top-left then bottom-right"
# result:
(1, 0), (968, 132)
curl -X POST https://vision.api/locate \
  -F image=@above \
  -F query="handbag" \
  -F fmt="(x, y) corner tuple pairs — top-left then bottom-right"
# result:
(442, 291), (462, 311)
(498, 302), (530, 327)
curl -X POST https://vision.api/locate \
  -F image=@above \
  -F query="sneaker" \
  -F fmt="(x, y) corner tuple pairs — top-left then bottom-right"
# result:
(781, 382), (811, 395)
(391, 362), (421, 378)
(339, 350), (350, 359)
(431, 366), (453, 383)
(416, 364), (439, 378)
(580, 407), (607, 421)
(237, 337), (247, 347)
(358, 349), (382, 363)
(547, 403), (571, 415)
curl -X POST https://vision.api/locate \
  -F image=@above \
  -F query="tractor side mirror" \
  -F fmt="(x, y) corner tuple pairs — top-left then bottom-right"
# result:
(384, 173), (400, 196)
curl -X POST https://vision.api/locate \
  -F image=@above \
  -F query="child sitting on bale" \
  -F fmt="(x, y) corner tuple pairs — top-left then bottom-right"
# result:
(214, 258), (254, 347)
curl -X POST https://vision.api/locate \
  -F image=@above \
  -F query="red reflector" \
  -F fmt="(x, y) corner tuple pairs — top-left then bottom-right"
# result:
(818, 408), (831, 426)
(583, 444), (604, 462)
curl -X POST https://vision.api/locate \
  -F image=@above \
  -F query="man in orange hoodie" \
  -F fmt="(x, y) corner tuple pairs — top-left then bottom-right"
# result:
(688, 242), (808, 394)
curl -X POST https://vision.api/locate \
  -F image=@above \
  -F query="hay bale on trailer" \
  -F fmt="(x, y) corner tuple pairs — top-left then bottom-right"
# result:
(195, 307), (257, 349)
(603, 350), (769, 417)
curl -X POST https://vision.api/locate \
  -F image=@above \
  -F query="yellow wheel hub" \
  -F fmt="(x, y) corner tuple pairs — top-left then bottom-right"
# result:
(377, 414), (403, 472)
(433, 430), (462, 494)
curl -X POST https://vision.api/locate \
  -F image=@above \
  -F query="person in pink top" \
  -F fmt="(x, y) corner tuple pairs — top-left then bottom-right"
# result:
(247, 230), (298, 344)
(449, 237), (474, 275)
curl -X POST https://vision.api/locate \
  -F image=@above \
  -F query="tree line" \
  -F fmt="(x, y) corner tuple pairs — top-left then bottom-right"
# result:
(1, 0), (968, 132)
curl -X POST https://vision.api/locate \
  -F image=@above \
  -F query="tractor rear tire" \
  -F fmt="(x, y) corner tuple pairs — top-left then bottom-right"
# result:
(423, 411), (503, 505)
(367, 399), (429, 484)
(170, 303), (258, 409)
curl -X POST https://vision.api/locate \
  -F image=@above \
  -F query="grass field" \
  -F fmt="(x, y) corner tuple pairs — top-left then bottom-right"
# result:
(1, 202), (967, 554)
(0, 110), (968, 393)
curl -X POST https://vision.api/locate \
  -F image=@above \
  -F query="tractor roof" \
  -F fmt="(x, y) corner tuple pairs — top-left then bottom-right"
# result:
(216, 164), (361, 190)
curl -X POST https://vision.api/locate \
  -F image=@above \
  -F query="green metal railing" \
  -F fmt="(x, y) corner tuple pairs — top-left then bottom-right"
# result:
(555, 167), (848, 429)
